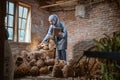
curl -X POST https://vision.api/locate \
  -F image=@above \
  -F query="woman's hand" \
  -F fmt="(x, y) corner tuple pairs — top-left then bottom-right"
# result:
(58, 32), (63, 38)
(38, 43), (44, 49)
(58, 32), (62, 36)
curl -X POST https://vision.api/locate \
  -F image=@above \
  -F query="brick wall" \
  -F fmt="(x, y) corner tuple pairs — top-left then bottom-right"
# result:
(54, 1), (120, 61)
(9, 0), (50, 54)
(9, 1), (120, 61)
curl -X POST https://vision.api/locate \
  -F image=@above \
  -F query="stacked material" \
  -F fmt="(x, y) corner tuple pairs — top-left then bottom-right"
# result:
(13, 36), (101, 78)
(14, 36), (56, 78)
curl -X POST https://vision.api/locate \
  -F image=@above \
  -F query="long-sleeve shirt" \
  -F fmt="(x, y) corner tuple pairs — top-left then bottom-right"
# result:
(42, 22), (67, 50)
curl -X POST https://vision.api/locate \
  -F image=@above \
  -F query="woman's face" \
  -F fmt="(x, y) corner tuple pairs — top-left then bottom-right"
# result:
(49, 20), (55, 25)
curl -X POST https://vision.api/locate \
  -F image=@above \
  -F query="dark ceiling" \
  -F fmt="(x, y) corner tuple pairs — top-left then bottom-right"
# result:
(34, 0), (120, 12)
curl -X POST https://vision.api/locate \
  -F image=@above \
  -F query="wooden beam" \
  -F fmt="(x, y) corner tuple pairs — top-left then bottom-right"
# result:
(50, 6), (75, 12)
(39, 0), (78, 9)
(86, 0), (105, 6)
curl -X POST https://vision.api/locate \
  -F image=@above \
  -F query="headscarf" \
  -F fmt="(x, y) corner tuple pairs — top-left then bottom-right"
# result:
(48, 14), (61, 27)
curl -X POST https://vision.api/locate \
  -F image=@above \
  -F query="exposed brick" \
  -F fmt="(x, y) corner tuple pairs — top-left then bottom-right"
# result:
(9, 0), (50, 52)
(55, 1), (120, 61)
(9, 1), (120, 61)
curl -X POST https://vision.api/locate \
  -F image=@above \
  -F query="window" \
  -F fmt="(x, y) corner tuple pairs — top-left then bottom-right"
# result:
(5, 1), (31, 42)
(5, 1), (14, 40)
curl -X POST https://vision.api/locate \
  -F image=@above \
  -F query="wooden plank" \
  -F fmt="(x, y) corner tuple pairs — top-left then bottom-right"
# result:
(39, 0), (77, 9)
(53, 27), (62, 37)
(84, 51), (120, 60)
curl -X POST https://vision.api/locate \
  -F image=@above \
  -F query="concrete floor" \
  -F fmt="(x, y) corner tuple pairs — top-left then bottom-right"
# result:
(14, 76), (80, 80)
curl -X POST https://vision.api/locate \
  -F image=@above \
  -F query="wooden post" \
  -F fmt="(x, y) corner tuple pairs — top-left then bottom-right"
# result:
(0, 0), (6, 80)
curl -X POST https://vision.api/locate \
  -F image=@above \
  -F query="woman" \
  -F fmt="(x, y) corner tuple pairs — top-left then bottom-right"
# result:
(38, 14), (67, 61)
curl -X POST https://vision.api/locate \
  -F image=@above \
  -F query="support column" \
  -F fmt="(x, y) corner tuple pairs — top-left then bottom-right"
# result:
(0, 0), (6, 80)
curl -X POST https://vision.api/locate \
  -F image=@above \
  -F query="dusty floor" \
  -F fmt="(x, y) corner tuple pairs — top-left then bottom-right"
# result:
(14, 76), (81, 80)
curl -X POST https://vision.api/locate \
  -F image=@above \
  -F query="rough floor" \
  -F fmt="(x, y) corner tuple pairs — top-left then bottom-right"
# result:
(14, 76), (81, 80)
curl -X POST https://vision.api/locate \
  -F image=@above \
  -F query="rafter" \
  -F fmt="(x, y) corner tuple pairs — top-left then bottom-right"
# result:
(39, 0), (78, 9)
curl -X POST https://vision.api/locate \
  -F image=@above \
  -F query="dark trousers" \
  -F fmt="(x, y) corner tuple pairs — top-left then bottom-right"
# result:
(57, 49), (66, 61)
